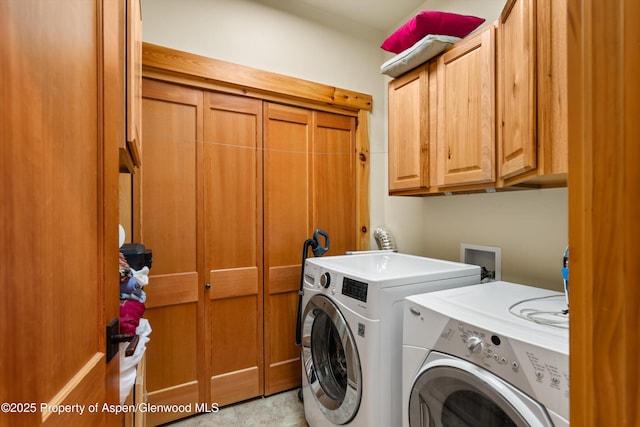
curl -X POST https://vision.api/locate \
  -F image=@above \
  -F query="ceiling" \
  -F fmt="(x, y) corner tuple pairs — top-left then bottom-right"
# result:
(249, 1), (508, 37)
(251, 0), (426, 34)
(296, 0), (426, 32)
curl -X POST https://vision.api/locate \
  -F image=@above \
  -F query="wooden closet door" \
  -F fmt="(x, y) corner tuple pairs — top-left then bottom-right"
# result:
(263, 104), (358, 395)
(139, 79), (204, 426)
(203, 92), (264, 406)
(263, 103), (312, 395)
(312, 112), (357, 255)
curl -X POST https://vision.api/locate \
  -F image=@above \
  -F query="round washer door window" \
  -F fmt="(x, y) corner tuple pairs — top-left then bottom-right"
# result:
(409, 352), (554, 427)
(302, 294), (362, 425)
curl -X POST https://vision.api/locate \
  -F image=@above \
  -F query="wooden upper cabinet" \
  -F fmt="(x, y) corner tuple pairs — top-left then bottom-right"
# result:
(498, 0), (567, 187)
(436, 25), (496, 187)
(388, 64), (430, 193)
(532, 0), (568, 183)
(386, 0), (567, 196)
(498, 0), (537, 180)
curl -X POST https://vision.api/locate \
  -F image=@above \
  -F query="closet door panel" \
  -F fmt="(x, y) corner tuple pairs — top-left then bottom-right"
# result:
(313, 112), (357, 254)
(263, 103), (312, 395)
(140, 79), (203, 426)
(204, 92), (263, 406)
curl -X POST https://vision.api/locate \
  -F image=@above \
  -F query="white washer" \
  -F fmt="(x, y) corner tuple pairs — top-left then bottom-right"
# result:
(300, 252), (481, 427)
(403, 281), (569, 427)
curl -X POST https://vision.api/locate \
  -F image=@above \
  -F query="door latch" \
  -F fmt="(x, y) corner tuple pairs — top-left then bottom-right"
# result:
(106, 317), (140, 362)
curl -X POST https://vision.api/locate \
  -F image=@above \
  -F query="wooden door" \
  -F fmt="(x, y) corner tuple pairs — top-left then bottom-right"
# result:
(139, 79), (204, 426)
(312, 112), (357, 255)
(437, 26), (496, 187)
(263, 103), (358, 395)
(388, 65), (430, 192)
(124, 0), (142, 169)
(498, 0), (537, 179)
(0, 0), (121, 425)
(567, 0), (640, 424)
(263, 103), (313, 395)
(203, 92), (264, 406)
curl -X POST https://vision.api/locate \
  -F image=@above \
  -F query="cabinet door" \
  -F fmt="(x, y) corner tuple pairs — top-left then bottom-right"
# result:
(437, 26), (496, 187)
(204, 92), (264, 406)
(139, 79), (203, 426)
(263, 103), (312, 395)
(388, 65), (429, 192)
(535, 0), (568, 177)
(498, 0), (537, 179)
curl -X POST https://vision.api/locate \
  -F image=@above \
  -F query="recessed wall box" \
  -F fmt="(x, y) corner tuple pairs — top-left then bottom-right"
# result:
(460, 243), (502, 282)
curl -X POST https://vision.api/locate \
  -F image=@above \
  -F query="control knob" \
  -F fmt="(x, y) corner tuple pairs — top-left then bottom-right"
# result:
(320, 272), (331, 288)
(467, 336), (484, 354)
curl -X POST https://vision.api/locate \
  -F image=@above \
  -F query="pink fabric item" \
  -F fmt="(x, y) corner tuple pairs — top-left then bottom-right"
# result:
(381, 11), (485, 54)
(120, 300), (145, 335)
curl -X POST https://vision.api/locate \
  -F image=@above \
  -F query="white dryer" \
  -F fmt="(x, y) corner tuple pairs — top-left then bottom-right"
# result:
(300, 252), (481, 427)
(403, 281), (569, 427)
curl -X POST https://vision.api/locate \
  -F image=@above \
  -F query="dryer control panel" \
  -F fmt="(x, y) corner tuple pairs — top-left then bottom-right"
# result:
(433, 318), (569, 421)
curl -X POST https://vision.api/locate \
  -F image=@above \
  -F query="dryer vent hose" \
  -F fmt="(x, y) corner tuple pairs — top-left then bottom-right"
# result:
(373, 227), (396, 251)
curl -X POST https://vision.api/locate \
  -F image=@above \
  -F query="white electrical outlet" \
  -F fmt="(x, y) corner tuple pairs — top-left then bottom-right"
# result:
(460, 243), (502, 282)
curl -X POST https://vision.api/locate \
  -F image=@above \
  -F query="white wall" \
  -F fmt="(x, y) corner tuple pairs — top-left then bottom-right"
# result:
(141, 0), (568, 291)
(421, 188), (567, 290)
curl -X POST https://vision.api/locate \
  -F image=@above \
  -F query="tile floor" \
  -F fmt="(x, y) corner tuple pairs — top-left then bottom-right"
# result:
(161, 389), (308, 427)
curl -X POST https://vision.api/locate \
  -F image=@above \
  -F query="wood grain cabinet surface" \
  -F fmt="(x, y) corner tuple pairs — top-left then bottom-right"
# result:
(387, 0), (568, 196)
(497, 0), (537, 180)
(436, 25), (496, 188)
(498, 0), (567, 187)
(388, 64), (430, 192)
(387, 26), (496, 195)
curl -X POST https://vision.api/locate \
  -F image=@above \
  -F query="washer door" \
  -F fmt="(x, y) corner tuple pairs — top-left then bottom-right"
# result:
(302, 294), (362, 425)
(409, 352), (554, 427)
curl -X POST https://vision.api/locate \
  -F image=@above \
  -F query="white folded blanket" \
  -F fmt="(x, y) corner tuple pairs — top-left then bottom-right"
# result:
(381, 34), (460, 78)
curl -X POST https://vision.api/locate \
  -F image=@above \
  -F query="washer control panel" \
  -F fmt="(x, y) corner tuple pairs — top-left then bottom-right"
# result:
(303, 262), (373, 316)
(342, 277), (368, 302)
